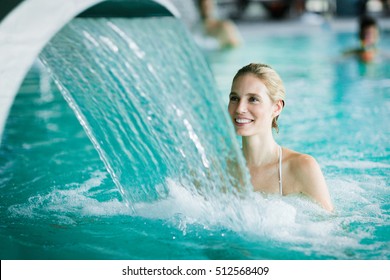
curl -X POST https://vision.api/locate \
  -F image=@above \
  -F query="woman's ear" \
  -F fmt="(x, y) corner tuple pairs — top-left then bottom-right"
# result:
(273, 99), (284, 117)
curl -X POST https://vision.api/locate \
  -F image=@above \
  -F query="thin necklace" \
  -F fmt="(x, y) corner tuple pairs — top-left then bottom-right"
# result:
(278, 146), (283, 195)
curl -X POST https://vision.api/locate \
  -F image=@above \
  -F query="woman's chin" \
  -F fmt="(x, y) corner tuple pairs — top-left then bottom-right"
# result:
(235, 129), (252, 137)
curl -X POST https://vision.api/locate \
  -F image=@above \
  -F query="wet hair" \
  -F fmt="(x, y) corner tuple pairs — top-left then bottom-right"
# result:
(232, 63), (285, 132)
(359, 15), (377, 40)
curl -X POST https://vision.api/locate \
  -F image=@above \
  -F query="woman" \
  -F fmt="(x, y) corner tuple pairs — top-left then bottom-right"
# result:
(228, 63), (333, 211)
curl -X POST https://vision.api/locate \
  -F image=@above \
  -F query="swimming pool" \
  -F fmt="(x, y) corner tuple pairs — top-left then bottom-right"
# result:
(0, 16), (389, 259)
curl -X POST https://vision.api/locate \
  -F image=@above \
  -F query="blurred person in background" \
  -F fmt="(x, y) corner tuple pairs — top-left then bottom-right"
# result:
(196, 0), (241, 48)
(343, 15), (379, 63)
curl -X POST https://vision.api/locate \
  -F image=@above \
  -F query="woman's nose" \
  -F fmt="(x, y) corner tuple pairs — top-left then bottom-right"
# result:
(236, 100), (247, 114)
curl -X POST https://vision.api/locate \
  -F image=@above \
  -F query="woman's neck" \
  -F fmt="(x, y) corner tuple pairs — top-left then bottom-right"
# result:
(242, 133), (279, 167)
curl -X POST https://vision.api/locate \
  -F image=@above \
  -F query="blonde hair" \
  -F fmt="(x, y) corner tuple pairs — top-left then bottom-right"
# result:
(233, 63), (285, 132)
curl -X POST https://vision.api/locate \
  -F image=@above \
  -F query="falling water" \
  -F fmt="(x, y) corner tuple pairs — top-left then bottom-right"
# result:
(40, 17), (250, 206)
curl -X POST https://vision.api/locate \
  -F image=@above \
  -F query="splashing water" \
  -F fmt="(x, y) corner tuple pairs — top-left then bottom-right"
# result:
(1, 17), (389, 260)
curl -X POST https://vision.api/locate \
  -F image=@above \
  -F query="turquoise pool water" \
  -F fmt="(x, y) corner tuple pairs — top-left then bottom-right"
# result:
(0, 17), (389, 260)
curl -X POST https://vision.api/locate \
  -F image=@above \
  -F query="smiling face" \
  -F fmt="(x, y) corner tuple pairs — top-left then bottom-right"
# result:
(228, 74), (278, 137)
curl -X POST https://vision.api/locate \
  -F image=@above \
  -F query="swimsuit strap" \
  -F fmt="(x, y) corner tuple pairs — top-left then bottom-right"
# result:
(278, 146), (283, 195)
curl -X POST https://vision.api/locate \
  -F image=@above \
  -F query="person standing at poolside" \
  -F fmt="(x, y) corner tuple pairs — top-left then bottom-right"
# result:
(228, 63), (333, 211)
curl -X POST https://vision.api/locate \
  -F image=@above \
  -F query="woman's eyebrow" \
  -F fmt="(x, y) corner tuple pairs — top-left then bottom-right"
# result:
(229, 92), (262, 99)
(247, 93), (262, 99)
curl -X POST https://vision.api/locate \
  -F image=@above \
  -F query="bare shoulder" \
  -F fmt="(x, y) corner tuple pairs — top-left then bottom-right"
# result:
(282, 148), (334, 211)
(282, 148), (317, 173)
(287, 151), (320, 176)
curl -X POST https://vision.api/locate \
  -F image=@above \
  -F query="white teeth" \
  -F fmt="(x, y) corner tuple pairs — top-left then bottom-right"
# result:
(236, 118), (252, 124)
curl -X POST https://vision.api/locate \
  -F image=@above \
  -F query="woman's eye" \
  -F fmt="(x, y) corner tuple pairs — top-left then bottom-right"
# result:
(229, 96), (239, 102)
(249, 97), (259, 103)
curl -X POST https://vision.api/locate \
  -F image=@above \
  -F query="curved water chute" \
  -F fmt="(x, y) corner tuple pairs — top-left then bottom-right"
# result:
(0, 0), (179, 143)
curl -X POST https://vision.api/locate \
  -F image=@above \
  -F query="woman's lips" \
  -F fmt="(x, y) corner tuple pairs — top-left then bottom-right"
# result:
(234, 118), (253, 126)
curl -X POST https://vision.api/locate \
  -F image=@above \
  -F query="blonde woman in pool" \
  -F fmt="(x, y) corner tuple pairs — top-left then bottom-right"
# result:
(228, 63), (333, 211)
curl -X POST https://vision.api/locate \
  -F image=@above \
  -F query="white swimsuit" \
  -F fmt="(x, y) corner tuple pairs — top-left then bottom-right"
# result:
(278, 146), (283, 195)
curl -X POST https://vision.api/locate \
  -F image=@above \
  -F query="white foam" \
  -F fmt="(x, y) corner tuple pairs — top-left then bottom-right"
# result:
(8, 173), (388, 259)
